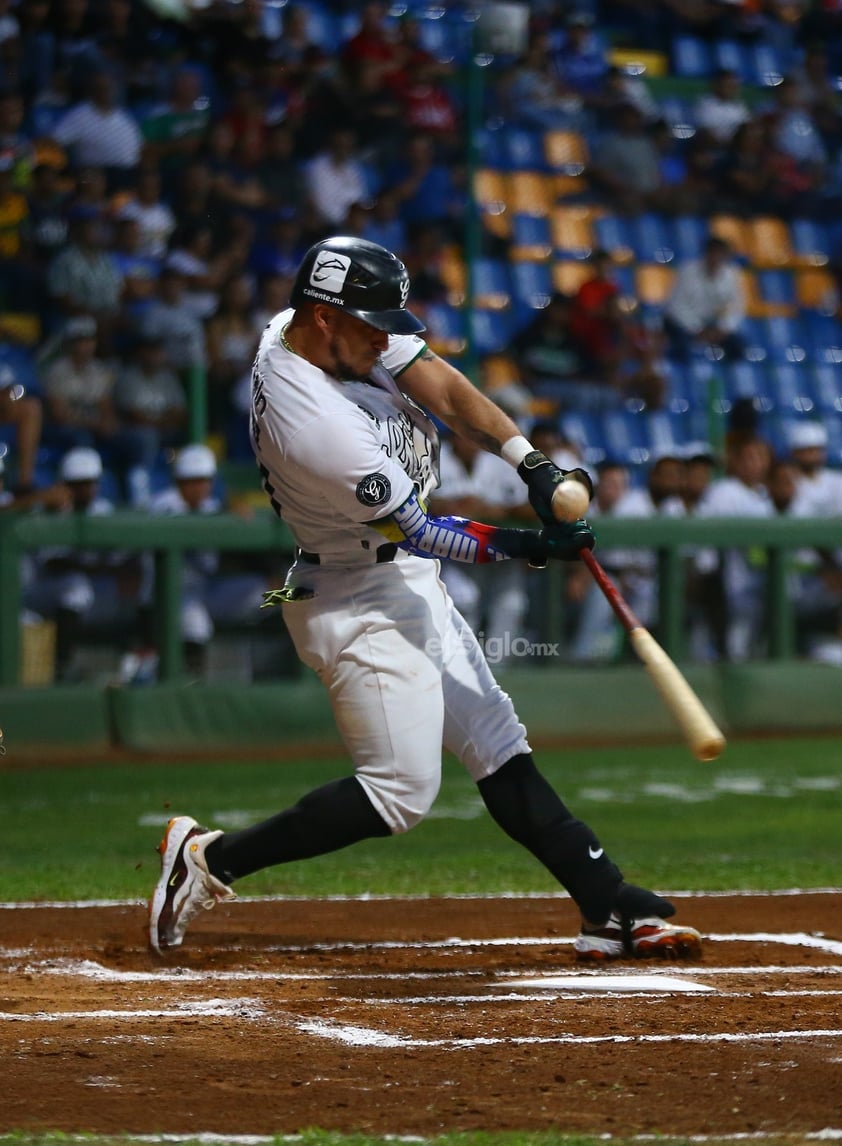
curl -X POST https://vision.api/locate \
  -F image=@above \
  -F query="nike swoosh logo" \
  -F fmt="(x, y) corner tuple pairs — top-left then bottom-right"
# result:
(588, 846), (604, 860)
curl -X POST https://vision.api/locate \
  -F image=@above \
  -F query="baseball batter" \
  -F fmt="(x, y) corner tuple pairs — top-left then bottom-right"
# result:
(149, 237), (702, 963)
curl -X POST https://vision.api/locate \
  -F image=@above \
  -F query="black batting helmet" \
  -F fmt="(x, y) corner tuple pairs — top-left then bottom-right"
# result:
(290, 236), (426, 335)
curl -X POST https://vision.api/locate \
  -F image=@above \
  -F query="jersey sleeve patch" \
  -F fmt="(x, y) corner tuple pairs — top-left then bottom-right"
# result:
(356, 472), (392, 508)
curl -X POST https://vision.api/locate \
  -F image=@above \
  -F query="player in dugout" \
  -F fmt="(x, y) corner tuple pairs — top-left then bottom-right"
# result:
(149, 237), (702, 963)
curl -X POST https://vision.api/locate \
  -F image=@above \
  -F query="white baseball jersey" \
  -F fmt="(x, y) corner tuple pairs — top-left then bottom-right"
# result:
(250, 308), (438, 559)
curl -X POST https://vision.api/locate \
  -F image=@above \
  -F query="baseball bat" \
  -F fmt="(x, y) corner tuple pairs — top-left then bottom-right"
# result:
(579, 548), (726, 763)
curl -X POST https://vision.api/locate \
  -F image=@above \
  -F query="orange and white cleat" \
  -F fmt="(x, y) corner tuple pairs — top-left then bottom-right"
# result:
(575, 913), (702, 962)
(148, 815), (235, 953)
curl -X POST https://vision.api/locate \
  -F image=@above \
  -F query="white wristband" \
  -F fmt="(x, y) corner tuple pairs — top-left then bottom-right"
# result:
(501, 435), (535, 469)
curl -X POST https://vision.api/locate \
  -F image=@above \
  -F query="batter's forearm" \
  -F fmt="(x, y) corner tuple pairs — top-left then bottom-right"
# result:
(400, 351), (521, 456)
(377, 492), (546, 564)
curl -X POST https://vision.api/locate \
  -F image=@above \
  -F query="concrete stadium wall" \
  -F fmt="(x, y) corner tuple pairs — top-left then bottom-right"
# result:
(1, 663), (840, 760)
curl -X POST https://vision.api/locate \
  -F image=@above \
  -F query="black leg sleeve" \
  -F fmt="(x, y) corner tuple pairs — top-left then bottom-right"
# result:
(477, 753), (624, 925)
(204, 776), (392, 884)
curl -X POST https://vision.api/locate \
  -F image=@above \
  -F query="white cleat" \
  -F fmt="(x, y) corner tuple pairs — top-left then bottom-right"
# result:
(148, 815), (236, 953)
(575, 913), (703, 962)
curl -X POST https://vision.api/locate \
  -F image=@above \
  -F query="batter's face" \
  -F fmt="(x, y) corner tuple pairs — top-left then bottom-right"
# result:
(317, 307), (389, 380)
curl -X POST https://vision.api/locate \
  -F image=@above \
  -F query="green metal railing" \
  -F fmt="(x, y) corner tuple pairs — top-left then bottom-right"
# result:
(3, 512), (842, 685)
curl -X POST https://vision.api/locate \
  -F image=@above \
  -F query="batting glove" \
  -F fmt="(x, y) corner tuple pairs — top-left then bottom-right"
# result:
(517, 450), (594, 527)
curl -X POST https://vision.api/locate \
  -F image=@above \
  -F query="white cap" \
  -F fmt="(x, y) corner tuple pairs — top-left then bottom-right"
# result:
(682, 440), (716, 463)
(60, 447), (103, 482)
(173, 443), (217, 480)
(788, 421), (828, 451)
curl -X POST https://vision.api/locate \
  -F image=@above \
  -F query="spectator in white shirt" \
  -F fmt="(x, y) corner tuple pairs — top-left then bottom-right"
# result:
(570, 449), (685, 663)
(50, 70), (142, 181)
(305, 127), (369, 227)
(787, 420), (842, 517)
(663, 236), (746, 363)
(694, 438), (774, 662)
(693, 68), (752, 145)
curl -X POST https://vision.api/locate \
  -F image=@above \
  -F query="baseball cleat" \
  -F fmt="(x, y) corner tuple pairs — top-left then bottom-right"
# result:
(574, 913), (702, 962)
(148, 815), (235, 953)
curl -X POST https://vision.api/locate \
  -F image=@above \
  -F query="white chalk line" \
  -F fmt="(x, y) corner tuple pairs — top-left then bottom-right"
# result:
(0, 998), (266, 1022)
(297, 1016), (842, 1049)
(1, 887), (840, 909)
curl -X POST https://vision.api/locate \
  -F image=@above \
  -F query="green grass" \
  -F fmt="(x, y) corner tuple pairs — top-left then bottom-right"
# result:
(1, 736), (840, 902)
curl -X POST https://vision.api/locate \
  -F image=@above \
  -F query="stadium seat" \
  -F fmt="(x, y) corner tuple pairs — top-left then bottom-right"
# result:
(592, 214), (634, 263)
(796, 268), (835, 312)
(658, 97), (696, 139)
(508, 172), (555, 217)
(439, 245), (467, 305)
(472, 308), (514, 355)
(551, 204), (596, 258)
(511, 261), (553, 311)
(559, 411), (608, 466)
(511, 214), (553, 261)
(710, 214), (751, 261)
(472, 258), (512, 311)
(553, 260), (592, 296)
(750, 42), (789, 87)
(749, 218), (795, 269)
(415, 9), (472, 64)
(423, 303), (467, 358)
(712, 39), (753, 84)
(635, 263), (675, 308)
(810, 364), (842, 414)
(474, 170), (510, 239)
(631, 213), (675, 264)
(303, 3), (342, 52)
(643, 409), (688, 456)
(761, 315), (811, 364)
(768, 363), (817, 414)
(475, 127), (506, 169)
(670, 215), (708, 262)
(543, 130), (588, 175)
(672, 35), (712, 78)
(755, 269), (797, 316)
(503, 129), (547, 172)
(722, 360), (773, 408)
(790, 219), (831, 267)
(602, 409), (651, 464)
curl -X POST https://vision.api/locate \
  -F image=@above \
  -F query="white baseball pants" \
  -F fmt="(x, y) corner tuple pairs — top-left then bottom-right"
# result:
(281, 551), (531, 833)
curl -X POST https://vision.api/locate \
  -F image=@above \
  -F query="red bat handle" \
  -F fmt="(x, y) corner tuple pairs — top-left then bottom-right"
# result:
(579, 548), (642, 634)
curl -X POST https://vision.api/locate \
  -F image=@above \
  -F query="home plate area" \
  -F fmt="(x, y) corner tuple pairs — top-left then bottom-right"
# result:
(2, 892), (842, 1139)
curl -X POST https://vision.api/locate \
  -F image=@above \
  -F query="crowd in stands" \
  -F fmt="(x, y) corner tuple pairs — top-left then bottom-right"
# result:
(1, 0), (842, 680)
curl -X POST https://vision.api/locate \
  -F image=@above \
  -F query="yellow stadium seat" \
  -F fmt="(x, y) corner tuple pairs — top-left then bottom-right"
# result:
(508, 171), (555, 217)
(635, 264), (675, 306)
(553, 260), (592, 295)
(607, 49), (668, 77)
(439, 245), (467, 305)
(482, 354), (522, 391)
(710, 214), (750, 261)
(544, 130), (589, 173)
(474, 169), (510, 240)
(796, 268), (836, 311)
(749, 217), (795, 269)
(551, 205), (598, 258)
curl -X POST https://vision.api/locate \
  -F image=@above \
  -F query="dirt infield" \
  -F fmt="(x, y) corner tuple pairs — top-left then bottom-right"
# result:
(3, 892), (842, 1139)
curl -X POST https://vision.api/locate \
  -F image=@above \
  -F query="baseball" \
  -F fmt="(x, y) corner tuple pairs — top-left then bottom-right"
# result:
(551, 478), (590, 522)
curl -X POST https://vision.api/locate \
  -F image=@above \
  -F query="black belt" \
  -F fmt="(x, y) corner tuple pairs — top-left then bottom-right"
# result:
(297, 543), (398, 565)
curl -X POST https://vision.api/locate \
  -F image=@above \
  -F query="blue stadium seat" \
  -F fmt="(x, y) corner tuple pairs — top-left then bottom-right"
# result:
(712, 40), (753, 84)
(472, 258), (512, 309)
(511, 214), (553, 260)
(755, 316), (809, 363)
(423, 302), (467, 357)
(593, 215), (635, 262)
(631, 213), (675, 264)
(722, 360), (775, 411)
(0, 344), (38, 392)
(643, 410), (688, 456)
(658, 98), (696, 137)
(415, 10), (472, 64)
(750, 42), (789, 87)
(823, 414), (842, 467)
(559, 412), (607, 466)
(767, 363), (817, 414)
(757, 269), (796, 309)
(471, 308), (514, 355)
(304, 3), (342, 52)
(670, 216), (708, 262)
(802, 312), (842, 364)
(810, 364), (842, 414)
(501, 128), (547, 172)
(601, 410), (650, 465)
(510, 260), (553, 311)
(791, 218), (832, 266)
(672, 35), (713, 78)
(475, 127), (506, 168)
